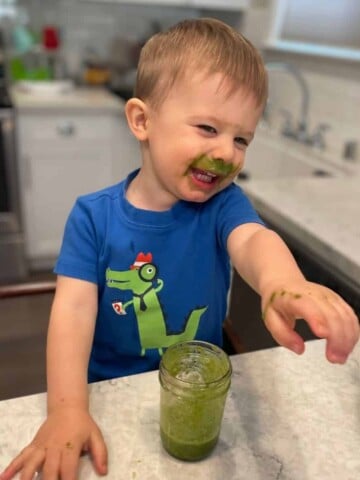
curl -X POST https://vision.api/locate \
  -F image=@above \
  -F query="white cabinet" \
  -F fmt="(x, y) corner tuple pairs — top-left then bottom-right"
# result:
(16, 109), (139, 269)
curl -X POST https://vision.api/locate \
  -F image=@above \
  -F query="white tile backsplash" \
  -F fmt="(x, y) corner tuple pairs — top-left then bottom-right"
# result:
(18, 0), (200, 75)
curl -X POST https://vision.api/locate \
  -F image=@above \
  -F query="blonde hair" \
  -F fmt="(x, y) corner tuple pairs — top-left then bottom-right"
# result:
(134, 17), (268, 110)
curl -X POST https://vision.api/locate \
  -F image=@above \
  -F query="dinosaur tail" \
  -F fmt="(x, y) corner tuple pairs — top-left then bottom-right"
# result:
(176, 306), (208, 343)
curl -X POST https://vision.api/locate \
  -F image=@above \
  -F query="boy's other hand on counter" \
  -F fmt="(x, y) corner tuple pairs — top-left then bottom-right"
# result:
(0, 407), (108, 480)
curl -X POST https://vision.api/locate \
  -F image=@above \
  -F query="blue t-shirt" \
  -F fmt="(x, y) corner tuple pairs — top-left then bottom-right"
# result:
(55, 170), (263, 381)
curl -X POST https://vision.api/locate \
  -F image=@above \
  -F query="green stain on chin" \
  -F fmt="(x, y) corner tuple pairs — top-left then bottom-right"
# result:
(190, 154), (236, 177)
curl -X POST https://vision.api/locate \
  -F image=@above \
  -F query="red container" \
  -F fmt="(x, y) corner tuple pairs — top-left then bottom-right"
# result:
(42, 26), (60, 50)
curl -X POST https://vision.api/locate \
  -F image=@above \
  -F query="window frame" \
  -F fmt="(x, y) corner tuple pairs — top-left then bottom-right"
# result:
(265, 0), (360, 62)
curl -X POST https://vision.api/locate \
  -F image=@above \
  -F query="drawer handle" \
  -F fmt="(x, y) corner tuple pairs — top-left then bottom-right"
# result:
(57, 122), (76, 136)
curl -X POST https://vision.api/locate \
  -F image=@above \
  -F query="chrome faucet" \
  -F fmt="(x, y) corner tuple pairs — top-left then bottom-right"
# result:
(266, 62), (309, 141)
(265, 62), (328, 148)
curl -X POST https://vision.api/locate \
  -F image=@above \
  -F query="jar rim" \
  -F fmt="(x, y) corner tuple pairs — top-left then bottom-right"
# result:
(159, 340), (232, 388)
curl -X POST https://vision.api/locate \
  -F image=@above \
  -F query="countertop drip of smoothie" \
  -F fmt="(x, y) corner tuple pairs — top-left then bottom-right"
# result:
(159, 341), (232, 461)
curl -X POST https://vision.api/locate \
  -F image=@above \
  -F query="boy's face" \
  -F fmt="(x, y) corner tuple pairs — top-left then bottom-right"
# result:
(139, 71), (263, 209)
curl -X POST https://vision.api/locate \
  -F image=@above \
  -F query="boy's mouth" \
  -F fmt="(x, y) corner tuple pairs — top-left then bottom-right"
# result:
(191, 168), (219, 184)
(189, 154), (236, 180)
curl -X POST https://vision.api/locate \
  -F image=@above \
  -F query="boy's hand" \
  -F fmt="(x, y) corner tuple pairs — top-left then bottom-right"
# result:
(0, 407), (107, 480)
(261, 280), (359, 363)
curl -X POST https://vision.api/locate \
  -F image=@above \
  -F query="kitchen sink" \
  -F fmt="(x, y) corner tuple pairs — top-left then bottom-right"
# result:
(238, 131), (343, 181)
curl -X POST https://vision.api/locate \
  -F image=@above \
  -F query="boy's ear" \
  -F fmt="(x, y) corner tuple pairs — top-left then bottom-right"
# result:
(125, 98), (150, 141)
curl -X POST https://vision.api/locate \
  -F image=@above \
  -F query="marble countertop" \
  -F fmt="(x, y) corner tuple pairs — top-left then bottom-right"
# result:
(11, 86), (125, 113)
(0, 339), (359, 480)
(241, 176), (360, 288)
(236, 131), (360, 289)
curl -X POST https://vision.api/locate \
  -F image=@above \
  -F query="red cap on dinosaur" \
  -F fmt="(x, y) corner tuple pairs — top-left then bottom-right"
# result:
(130, 252), (153, 270)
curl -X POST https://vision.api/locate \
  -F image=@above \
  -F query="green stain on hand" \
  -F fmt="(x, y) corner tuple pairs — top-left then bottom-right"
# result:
(269, 291), (277, 303)
(262, 289), (302, 321)
(262, 290), (276, 321)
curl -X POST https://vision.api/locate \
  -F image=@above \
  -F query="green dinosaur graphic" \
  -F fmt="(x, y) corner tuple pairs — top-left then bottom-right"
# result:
(106, 256), (207, 356)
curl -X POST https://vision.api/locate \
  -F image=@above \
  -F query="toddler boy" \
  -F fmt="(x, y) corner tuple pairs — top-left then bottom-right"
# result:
(1, 17), (358, 480)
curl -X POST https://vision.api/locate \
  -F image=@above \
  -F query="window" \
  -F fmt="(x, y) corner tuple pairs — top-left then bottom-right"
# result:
(0, 0), (17, 18)
(266, 0), (360, 61)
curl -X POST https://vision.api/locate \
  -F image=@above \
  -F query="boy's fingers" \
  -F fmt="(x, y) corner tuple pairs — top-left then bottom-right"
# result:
(325, 345), (347, 364)
(334, 302), (360, 348)
(264, 310), (305, 354)
(301, 291), (358, 362)
(20, 448), (47, 480)
(41, 448), (61, 480)
(270, 290), (359, 362)
(264, 290), (329, 339)
(60, 442), (82, 480)
(88, 429), (108, 476)
(323, 305), (358, 363)
(286, 299), (329, 339)
(0, 457), (22, 480)
(0, 446), (44, 480)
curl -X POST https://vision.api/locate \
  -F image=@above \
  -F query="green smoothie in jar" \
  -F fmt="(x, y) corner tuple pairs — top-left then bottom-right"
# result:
(159, 341), (232, 461)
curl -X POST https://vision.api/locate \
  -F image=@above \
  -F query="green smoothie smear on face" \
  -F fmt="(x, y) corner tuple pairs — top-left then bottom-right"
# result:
(159, 341), (232, 461)
(190, 154), (236, 177)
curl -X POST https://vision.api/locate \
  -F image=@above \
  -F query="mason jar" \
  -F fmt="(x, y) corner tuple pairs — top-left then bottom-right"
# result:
(159, 341), (232, 461)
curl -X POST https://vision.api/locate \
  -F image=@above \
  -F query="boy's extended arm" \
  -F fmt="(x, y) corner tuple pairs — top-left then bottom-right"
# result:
(0, 276), (108, 480)
(228, 224), (305, 295)
(227, 224), (359, 363)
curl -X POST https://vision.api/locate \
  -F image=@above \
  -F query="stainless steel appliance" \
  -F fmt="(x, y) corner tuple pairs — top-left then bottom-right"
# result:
(0, 84), (27, 282)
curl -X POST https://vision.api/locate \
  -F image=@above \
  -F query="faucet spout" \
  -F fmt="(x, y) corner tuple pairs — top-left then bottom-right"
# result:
(265, 62), (310, 136)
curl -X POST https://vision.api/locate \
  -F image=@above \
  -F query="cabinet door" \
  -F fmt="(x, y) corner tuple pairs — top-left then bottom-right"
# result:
(21, 141), (113, 263)
(18, 114), (115, 265)
(17, 110), (140, 267)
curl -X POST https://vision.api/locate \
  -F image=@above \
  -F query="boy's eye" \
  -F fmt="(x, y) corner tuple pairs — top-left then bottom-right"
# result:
(198, 124), (217, 134)
(235, 137), (248, 147)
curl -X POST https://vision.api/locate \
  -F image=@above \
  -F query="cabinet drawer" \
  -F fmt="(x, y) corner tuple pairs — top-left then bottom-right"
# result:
(19, 114), (117, 142)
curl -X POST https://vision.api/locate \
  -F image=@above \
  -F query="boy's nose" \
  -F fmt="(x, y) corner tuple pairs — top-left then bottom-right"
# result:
(211, 137), (235, 164)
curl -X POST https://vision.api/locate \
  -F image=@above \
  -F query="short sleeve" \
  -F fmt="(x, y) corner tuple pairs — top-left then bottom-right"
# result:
(54, 198), (99, 284)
